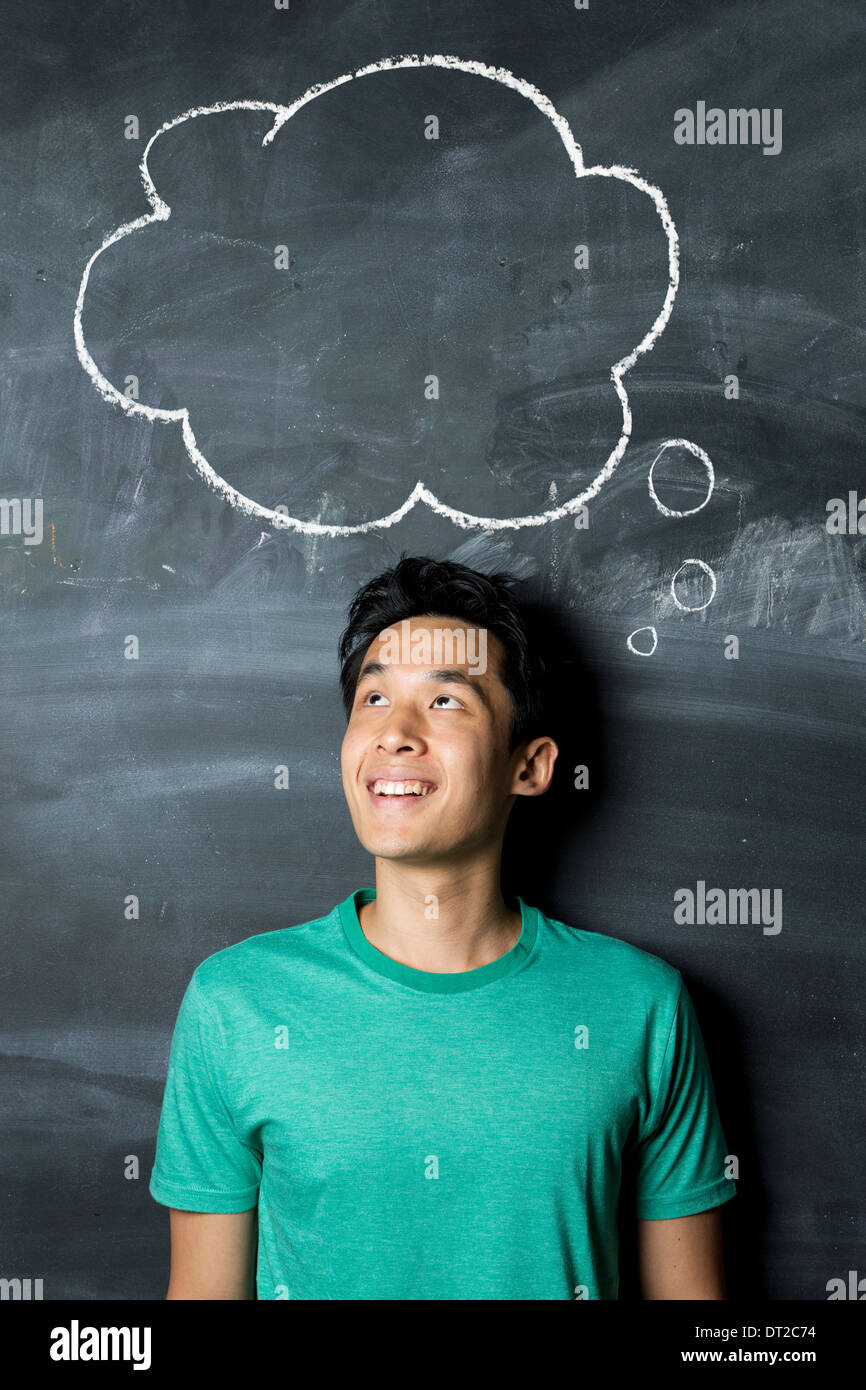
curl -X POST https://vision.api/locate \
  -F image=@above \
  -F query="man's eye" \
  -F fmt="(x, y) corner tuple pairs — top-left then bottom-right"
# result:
(361, 691), (462, 709)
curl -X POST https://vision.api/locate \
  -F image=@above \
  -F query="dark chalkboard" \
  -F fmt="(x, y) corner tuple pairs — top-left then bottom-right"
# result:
(1, 0), (863, 1303)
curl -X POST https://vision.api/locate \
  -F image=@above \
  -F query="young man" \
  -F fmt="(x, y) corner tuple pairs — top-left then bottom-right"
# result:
(149, 554), (736, 1299)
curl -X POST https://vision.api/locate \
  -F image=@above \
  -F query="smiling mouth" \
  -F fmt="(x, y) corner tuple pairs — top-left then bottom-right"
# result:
(367, 779), (437, 798)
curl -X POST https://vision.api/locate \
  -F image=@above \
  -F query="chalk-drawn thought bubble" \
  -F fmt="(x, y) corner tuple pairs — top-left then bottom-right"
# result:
(75, 54), (683, 536)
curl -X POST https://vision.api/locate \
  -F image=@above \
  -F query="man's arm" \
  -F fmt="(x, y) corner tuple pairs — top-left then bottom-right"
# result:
(636, 1207), (727, 1299)
(165, 1208), (258, 1300)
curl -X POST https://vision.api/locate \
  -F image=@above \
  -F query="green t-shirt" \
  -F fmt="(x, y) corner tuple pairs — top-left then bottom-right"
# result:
(149, 887), (735, 1299)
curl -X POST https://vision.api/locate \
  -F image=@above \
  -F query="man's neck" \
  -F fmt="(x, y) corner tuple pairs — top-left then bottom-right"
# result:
(356, 862), (522, 974)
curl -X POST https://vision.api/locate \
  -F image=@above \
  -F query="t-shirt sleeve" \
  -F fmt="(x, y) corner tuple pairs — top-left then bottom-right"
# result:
(149, 969), (262, 1212)
(632, 977), (736, 1220)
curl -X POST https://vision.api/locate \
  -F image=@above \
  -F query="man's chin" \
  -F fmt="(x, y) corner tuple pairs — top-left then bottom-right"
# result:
(357, 829), (456, 863)
(363, 837), (439, 860)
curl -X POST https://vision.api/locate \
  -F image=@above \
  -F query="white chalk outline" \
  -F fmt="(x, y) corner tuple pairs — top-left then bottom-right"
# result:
(648, 438), (715, 517)
(626, 625), (659, 656)
(74, 53), (681, 535)
(671, 558), (717, 612)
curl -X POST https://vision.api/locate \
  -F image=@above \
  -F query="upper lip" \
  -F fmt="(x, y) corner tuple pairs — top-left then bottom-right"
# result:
(365, 769), (439, 788)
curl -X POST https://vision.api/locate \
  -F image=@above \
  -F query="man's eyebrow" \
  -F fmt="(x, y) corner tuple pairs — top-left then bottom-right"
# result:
(355, 661), (493, 712)
(356, 660), (388, 684)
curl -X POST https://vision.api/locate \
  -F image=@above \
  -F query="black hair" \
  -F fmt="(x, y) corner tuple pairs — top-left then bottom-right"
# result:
(337, 553), (548, 751)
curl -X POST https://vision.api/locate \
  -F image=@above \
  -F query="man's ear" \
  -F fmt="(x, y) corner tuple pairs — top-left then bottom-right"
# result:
(511, 736), (559, 798)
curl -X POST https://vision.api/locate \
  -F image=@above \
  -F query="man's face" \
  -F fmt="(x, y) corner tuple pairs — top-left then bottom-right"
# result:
(340, 615), (527, 866)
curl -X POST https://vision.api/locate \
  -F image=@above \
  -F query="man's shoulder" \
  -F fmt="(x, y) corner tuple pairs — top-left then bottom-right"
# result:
(188, 900), (341, 999)
(536, 902), (683, 1001)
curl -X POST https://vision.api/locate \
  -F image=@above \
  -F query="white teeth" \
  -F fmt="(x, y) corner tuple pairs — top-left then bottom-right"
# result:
(371, 780), (434, 796)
